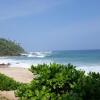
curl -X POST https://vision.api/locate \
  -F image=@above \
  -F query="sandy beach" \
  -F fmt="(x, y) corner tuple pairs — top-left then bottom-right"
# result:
(0, 66), (33, 100)
(0, 67), (33, 83)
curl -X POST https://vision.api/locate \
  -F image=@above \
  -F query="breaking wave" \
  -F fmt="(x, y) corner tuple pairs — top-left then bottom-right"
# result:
(21, 51), (52, 58)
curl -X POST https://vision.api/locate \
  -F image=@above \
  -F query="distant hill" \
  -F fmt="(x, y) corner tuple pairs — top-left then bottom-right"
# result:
(0, 38), (25, 56)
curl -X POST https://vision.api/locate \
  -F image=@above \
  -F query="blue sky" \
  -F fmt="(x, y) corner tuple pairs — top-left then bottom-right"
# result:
(0, 0), (100, 51)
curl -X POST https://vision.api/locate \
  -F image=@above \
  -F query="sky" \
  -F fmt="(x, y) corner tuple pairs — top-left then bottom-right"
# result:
(0, 0), (100, 51)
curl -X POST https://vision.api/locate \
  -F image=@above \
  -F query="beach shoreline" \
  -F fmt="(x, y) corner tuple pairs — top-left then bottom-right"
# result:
(0, 61), (100, 73)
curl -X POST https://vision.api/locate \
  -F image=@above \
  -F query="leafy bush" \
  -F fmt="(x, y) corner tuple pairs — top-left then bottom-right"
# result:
(16, 63), (100, 100)
(0, 38), (25, 56)
(0, 73), (21, 91)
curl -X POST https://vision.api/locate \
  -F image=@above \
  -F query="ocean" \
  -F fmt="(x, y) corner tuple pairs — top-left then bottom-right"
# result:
(0, 50), (100, 73)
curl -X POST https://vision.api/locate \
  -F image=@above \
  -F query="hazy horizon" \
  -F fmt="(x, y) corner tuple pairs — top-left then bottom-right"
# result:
(0, 0), (100, 51)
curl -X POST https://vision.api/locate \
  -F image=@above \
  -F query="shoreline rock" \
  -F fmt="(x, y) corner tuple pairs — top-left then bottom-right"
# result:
(0, 63), (10, 68)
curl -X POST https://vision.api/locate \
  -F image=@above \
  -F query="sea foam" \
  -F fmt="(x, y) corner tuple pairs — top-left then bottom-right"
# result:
(0, 50), (100, 73)
(21, 51), (52, 58)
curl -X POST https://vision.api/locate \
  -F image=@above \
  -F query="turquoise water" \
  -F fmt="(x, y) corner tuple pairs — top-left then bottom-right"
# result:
(0, 50), (100, 68)
(49, 50), (100, 66)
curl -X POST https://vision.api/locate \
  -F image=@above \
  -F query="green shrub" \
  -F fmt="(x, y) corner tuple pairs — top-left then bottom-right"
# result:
(0, 73), (21, 91)
(72, 72), (100, 100)
(16, 63), (100, 100)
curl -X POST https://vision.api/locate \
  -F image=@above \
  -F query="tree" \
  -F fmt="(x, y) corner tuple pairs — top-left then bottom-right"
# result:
(0, 38), (25, 56)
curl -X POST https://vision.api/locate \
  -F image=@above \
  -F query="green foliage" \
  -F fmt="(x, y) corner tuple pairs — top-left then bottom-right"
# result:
(73, 72), (100, 100)
(16, 63), (100, 100)
(0, 73), (21, 91)
(0, 38), (25, 56)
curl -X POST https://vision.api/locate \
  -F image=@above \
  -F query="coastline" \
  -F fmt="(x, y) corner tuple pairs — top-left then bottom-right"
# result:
(10, 63), (100, 73)
(0, 61), (100, 73)
(1, 50), (100, 73)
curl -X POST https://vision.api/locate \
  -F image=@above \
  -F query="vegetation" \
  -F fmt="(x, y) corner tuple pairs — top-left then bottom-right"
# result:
(15, 63), (100, 100)
(0, 73), (21, 91)
(0, 38), (25, 56)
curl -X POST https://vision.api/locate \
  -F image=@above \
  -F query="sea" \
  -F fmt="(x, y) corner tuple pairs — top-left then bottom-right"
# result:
(0, 50), (100, 73)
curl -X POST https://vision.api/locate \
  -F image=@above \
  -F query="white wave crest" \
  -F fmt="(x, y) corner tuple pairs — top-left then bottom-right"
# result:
(21, 51), (52, 58)
(0, 58), (17, 64)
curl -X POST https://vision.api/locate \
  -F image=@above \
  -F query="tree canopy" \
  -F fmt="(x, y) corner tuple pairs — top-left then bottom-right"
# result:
(0, 38), (25, 56)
